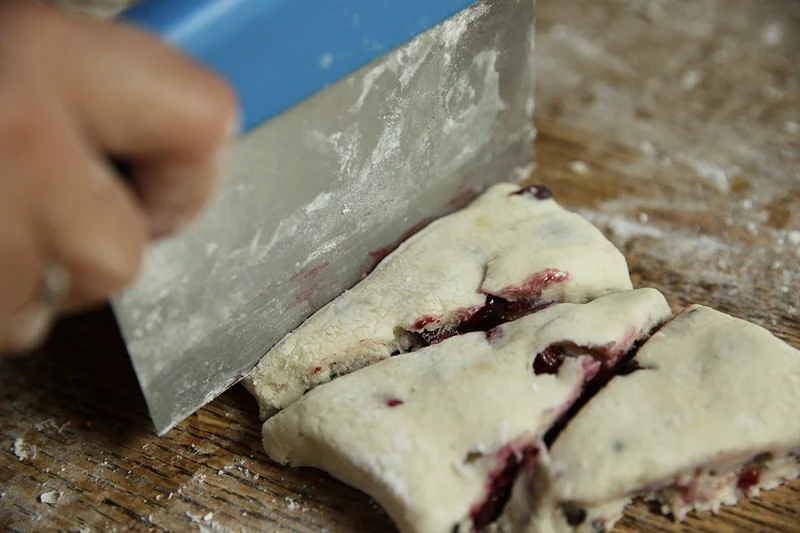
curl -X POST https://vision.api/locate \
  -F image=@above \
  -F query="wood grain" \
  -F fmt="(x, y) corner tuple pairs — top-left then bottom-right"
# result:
(2, 0), (799, 531)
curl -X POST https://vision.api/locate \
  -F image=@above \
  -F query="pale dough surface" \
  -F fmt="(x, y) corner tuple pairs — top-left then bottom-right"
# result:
(261, 289), (670, 533)
(534, 305), (800, 531)
(244, 183), (633, 416)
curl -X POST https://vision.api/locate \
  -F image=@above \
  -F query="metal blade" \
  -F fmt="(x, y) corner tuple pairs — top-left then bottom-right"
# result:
(112, 0), (536, 435)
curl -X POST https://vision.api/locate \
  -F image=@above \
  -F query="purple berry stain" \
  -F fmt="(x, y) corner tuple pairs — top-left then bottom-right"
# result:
(513, 184), (553, 200)
(737, 468), (760, 492)
(533, 345), (567, 374)
(469, 443), (539, 530)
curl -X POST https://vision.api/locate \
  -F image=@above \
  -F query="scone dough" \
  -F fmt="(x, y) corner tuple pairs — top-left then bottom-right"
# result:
(245, 183), (633, 416)
(261, 289), (671, 533)
(531, 305), (800, 532)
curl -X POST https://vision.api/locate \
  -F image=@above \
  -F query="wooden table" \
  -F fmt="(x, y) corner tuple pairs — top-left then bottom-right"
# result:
(2, 0), (798, 531)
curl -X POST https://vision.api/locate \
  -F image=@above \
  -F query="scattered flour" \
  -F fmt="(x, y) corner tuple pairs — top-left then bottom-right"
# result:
(38, 491), (60, 505)
(680, 68), (703, 90)
(569, 160), (591, 175)
(762, 22), (784, 46)
(186, 512), (225, 533)
(285, 497), (299, 511)
(676, 156), (739, 194)
(638, 140), (656, 156)
(12, 438), (36, 462)
(580, 212), (664, 245)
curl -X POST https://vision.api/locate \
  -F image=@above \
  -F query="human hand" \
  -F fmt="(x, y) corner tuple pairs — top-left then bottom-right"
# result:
(0, 0), (238, 352)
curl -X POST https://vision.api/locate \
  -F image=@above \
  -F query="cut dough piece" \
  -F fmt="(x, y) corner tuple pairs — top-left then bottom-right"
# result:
(527, 305), (800, 533)
(261, 289), (671, 533)
(244, 183), (633, 416)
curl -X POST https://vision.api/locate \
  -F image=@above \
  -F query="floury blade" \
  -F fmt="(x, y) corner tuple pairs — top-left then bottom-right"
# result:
(112, 0), (537, 435)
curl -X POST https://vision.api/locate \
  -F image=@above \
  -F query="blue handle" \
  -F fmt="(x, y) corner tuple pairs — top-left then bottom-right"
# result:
(119, 0), (476, 135)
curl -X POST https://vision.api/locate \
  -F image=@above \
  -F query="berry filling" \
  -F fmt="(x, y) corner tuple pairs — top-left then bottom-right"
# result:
(532, 345), (568, 375)
(412, 316), (439, 330)
(385, 398), (404, 408)
(412, 297), (549, 345)
(736, 468), (760, 492)
(560, 501), (588, 526)
(614, 358), (645, 376)
(533, 339), (636, 378)
(458, 297), (550, 337)
(410, 269), (569, 346)
(468, 442), (541, 531)
(512, 184), (554, 200)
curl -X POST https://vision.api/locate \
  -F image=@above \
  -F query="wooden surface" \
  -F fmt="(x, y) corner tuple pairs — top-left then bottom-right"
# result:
(2, 0), (799, 531)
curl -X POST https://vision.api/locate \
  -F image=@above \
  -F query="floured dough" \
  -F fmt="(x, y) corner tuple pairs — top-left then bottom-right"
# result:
(528, 305), (800, 533)
(261, 289), (671, 533)
(244, 183), (633, 416)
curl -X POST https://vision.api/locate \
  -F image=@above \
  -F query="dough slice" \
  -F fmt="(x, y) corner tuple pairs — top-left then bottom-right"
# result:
(527, 305), (800, 533)
(261, 289), (671, 533)
(244, 183), (633, 416)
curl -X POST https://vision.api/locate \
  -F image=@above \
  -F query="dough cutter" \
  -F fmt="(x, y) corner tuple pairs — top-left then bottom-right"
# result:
(113, 0), (537, 435)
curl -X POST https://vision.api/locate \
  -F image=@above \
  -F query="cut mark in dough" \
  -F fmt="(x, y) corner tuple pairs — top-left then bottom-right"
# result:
(543, 338), (657, 448)
(245, 182), (800, 532)
(244, 183), (634, 416)
(259, 289), (671, 533)
(527, 305), (800, 533)
(409, 269), (571, 346)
